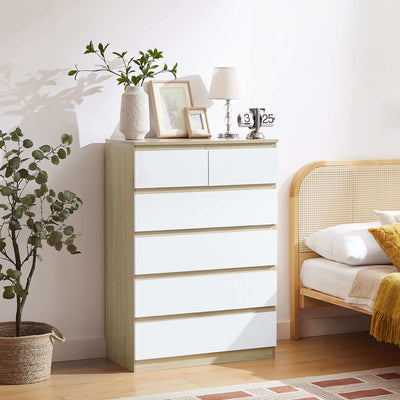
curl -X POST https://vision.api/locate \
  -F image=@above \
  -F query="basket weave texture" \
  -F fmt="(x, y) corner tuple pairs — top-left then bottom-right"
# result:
(0, 321), (64, 385)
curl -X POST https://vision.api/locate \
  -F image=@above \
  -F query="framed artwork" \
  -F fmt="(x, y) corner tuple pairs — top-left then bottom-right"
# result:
(184, 107), (211, 138)
(149, 80), (193, 138)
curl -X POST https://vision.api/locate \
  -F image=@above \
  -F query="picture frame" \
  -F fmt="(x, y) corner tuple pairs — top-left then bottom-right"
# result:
(184, 107), (211, 138)
(149, 80), (193, 138)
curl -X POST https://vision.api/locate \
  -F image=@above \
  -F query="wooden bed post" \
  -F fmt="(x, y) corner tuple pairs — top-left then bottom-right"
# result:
(289, 162), (318, 340)
(290, 172), (300, 340)
(289, 162), (328, 340)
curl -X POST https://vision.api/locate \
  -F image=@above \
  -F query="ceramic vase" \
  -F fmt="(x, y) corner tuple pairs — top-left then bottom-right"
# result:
(119, 86), (150, 140)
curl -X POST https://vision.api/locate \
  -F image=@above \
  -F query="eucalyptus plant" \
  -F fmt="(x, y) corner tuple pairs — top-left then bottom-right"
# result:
(68, 41), (178, 89)
(0, 128), (82, 337)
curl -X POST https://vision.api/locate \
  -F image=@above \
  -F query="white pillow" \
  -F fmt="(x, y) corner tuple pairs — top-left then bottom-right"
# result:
(373, 210), (400, 225)
(304, 222), (391, 265)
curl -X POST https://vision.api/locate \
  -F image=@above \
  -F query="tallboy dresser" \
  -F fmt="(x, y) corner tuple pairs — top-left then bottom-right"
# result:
(105, 138), (278, 371)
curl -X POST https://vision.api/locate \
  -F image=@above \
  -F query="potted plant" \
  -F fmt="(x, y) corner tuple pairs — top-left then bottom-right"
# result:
(68, 41), (178, 140)
(0, 127), (82, 384)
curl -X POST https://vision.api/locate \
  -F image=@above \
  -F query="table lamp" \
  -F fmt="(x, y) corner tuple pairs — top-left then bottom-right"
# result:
(209, 67), (239, 138)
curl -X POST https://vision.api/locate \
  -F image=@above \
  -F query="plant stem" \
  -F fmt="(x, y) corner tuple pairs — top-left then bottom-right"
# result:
(20, 248), (37, 311)
(1, 249), (17, 267)
(11, 230), (22, 336)
(16, 295), (21, 336)
(20, 247), (35, 268)
(11, 231), (21, 271)
(14, 250), (37, 337)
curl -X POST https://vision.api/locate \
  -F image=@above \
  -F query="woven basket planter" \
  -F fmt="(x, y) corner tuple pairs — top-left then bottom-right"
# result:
(0, 321), (65, 385)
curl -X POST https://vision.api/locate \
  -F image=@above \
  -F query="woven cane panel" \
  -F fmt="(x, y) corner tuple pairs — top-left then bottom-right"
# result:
(298, 164), (400, 253)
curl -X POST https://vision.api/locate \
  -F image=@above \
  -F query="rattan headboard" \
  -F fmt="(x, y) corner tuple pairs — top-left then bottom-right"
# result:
(296, 161), (400, 252)
(289, 159), (400, 339)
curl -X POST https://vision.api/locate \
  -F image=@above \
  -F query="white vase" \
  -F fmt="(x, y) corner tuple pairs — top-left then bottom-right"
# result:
(119, 86), (150, 140)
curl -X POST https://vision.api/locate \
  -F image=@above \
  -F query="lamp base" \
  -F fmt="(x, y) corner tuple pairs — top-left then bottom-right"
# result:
(246, 131), (265, 140)
(218, 132), (239, 139)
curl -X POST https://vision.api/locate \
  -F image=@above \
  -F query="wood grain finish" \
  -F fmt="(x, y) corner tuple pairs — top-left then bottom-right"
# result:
(105, 142), (135, 370)
(300, 288), (372, 315)
(106, 137), (278, 147)
(148, 80), (194, 138)
(134, 347), (275, 371)
(2, 332), (399, 400)
(106, 138), (279, 371)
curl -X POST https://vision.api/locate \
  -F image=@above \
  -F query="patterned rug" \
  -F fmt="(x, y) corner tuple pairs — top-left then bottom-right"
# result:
(110, 366), (400, 400)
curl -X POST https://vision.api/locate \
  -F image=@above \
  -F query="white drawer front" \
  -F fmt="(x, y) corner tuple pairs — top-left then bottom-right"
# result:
(135, 311), (276, 360)
(134, 269), (276, 317)
(134, 189), (276, 231)
(209, 148), (278, 186)
(134, 150), (208, 188)
(135, 229), (277, 274)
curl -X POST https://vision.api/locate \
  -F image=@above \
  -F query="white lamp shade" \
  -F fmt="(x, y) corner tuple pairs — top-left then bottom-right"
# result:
(209, 67), (239, 100)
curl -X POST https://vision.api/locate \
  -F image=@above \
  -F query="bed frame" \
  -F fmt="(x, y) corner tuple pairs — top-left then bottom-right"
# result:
(290, 159), (400, 340)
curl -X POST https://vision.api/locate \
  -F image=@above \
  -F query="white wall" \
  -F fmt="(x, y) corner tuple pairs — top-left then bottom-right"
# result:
(1, 0), (400, 360)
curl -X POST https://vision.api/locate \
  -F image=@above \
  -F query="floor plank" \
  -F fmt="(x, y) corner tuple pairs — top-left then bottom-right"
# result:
(1, 332), (399, 400)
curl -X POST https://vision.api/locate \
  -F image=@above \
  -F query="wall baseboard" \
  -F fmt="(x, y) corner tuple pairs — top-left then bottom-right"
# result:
(53, 337), (106, 362)
(277, 321), (290, 339)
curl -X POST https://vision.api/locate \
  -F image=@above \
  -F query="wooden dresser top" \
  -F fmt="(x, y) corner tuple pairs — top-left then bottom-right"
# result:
(106, 137), (278, 147)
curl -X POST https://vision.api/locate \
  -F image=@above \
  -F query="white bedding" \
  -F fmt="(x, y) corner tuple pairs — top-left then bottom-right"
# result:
(300, 258), (391, 301)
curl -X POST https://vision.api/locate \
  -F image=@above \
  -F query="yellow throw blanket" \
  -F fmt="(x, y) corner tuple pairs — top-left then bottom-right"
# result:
(370, 272), (400, 346)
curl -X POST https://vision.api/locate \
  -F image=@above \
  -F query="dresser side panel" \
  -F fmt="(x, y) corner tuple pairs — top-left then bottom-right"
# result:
(106, 142), (135, 371)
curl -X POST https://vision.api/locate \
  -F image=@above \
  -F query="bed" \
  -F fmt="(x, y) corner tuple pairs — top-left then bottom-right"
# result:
(290, 159), (400, 340)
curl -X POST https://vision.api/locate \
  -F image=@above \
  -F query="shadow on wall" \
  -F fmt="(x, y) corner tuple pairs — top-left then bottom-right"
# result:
(0, 64), (108, 339)
(0, 63), (109, 142)
(110, 74), (213, 139)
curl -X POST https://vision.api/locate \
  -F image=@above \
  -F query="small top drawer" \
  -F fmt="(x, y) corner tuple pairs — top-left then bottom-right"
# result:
(134, 149), (208, 188)
(209, 147), (277, 186)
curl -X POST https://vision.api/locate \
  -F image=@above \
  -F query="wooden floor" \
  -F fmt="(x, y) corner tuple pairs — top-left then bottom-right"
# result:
(1, 332), (399, 400)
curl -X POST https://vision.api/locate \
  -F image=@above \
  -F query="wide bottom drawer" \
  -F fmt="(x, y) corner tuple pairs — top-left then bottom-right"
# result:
(134, 311), (276, 360)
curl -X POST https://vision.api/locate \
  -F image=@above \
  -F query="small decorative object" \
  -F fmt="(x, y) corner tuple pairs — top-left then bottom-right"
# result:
(208, 67), (239, 139)
(149, 80), (193, 138)
(68, 42), (178, 140)
(0, 128), (82, 384)
(237, 107), (275, 139)
(119, 86), (149, 139)
(184, 107), (211, 138)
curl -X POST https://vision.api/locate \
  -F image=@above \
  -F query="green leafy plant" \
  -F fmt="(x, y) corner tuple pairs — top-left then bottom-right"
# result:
(0, 128), (82, 337)
(68, 41), (178, 89)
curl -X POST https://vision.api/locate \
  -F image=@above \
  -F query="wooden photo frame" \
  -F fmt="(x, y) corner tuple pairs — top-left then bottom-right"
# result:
(184, 107), (211, 138)
(149, 80), (193, 138)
